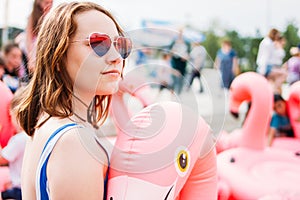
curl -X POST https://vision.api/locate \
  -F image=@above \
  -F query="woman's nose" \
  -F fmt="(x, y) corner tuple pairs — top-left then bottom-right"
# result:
(106, 48), (123, 65)
(107, 55), (122, 66)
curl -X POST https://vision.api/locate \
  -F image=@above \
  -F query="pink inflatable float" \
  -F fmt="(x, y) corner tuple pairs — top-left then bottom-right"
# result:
(288, 81), (300, 138)
(109, 69), (155, 138)
(108, 100), (218, 200)
(217, 72), (300, 199)
(108, 66), (155, 136)
(0, 81), (14, 148)
(216, 72), (273, 153)
(272, 81), (300, 151)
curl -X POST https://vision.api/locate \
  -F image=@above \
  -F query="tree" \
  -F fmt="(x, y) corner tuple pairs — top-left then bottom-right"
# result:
(202, 30), (220, 64)
(282, 22), (300, 62)
(244, 36), (262, 71)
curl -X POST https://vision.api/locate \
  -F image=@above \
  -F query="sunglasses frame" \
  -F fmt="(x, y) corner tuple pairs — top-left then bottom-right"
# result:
(70, 32), (132, 59)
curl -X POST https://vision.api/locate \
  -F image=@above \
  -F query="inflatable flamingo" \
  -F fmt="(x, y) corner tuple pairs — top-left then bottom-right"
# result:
(0, 82), (14, 197)
(118, 67), (155, 108)
(217, 72), (300, 199)
(272, 81), (300, 151)
(216, 72), (273, 153)
(0, 81), (14, 148)
(108, 66), (156, 138)
(106, 63), (218, 199)
(108, 98), (217, 199)
(288, 81), (300, 138)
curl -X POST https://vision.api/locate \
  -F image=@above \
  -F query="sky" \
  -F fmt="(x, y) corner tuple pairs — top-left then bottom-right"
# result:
(0, 0), (299, 37)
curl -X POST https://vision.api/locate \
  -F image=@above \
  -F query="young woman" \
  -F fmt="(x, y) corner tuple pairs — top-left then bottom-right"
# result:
(18, 2), (132, 199)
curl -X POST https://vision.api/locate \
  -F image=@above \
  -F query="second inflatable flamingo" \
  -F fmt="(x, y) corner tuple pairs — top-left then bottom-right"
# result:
(217, 72), (300, 199)
(216, 72), (273, 152)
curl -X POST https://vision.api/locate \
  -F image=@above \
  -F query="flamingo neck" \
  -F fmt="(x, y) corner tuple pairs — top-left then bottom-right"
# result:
(287, 98), (300, 138)
(241, 93), (271, 150)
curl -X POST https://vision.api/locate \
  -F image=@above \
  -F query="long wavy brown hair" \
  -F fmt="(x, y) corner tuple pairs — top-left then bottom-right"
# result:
(18, 2), (125, 136)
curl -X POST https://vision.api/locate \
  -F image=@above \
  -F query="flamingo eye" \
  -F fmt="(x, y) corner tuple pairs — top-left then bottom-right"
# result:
(175, 148), (190, 177)
(177, 151), (188, 171)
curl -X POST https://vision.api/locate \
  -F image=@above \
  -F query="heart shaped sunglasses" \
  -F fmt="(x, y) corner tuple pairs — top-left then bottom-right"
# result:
(71, 32), (132, 59)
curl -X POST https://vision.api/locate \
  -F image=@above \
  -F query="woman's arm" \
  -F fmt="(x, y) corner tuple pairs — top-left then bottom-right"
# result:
(0, 153), (9, 166)
(232, 57), (239, 76)
(214, 57), (220, 70)
(268, 127), (276, 146)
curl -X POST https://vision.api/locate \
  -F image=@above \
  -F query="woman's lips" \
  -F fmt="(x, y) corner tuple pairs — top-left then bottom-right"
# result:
(101, 69), (121, 78)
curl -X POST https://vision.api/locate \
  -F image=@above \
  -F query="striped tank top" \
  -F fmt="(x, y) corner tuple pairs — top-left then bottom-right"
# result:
(35, 123), (109, 200)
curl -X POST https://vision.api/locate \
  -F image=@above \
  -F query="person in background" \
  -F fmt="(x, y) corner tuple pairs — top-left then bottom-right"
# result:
(18, 2), (132, 199)
(267, 36), (287, 94)
(26, 0), (53, 73)
(214, 39), (239, 89)
(2, 43), (23, 93)
(283, 46), (300, 85)
(14, 32), (30, 84)
(187, 40), (207, 93)
(255, 28), (287, 94)
(0, 87), (28, 200)
(156, 52), (175, 93)
(268, 94), (294, 146)
(169, 29), (191, 95)
(256, 28), (281, 77)
(271, 36), (286, 67)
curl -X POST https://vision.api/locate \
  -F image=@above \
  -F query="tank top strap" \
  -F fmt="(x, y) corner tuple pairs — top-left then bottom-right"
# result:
(35, 123), (80, 200)
(94, 135), (110, 199)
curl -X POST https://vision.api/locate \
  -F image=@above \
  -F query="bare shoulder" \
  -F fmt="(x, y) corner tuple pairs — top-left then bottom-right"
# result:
(47, 126), (108, 199)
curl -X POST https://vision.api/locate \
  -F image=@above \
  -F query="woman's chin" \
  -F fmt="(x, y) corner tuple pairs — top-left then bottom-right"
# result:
(96, 84), (119, 96)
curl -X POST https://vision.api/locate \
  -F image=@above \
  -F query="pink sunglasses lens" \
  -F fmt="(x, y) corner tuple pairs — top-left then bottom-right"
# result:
(114, 37), (132, 59)
(89, 33), (111, 57)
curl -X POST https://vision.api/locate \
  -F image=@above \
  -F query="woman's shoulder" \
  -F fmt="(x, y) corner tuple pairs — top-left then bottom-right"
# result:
(34, 116), (109, 166)
(33, 117), (76, 138)
(44, 118), (109, 164)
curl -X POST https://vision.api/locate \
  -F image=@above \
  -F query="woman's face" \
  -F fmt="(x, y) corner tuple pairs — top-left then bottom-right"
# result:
(66, 10), (124, 98)
(5, 47), (22, 72)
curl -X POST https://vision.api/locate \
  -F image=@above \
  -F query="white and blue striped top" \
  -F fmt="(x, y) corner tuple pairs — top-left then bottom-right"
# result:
(35, 123), (79, 200)
(35, 123), (110, 200)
